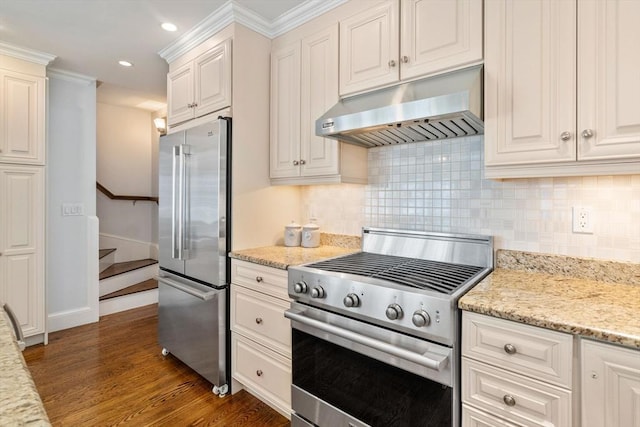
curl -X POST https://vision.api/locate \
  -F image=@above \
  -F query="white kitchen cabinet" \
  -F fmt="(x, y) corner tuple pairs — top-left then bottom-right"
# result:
(167, 38), (231, 127)
(461, 311), (573, 426)
(484, 0), (640, 178)
(230, 259), (291, 418)
(0, 165), (44, 338)
(339, 0), (482, 96)
(270, 26), (367, 185)
(0, 69), (46, 165)
(581, 339), (640, 427)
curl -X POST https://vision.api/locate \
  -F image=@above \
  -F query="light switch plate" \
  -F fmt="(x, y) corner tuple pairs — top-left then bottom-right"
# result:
(62, 203), (84, 216)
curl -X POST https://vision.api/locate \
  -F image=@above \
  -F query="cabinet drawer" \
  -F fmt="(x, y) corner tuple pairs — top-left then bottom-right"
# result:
(462, 358), (571, 427)
(231, 259), (288, 300)
(232, 333), (291, 416)
(462, 404), (518, 427)
(462, 311), (573, 388)
(231, 285), (291, 357)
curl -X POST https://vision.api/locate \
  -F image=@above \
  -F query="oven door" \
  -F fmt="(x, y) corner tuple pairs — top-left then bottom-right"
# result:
(285, 302), (455, 427)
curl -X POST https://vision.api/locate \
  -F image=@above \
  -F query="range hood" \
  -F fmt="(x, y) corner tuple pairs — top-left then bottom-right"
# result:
(316, 65), (483, 148)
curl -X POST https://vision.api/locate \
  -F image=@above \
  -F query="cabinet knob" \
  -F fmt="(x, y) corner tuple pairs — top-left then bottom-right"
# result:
(187, 103), (193, 108)
(256, 369), (263, 377)
(192, 102), (198, 108)
(401, 55), (409, 63)
(503, 343), (517, 355)
(582, 129), (594, 138)
(293, 160), (299, 166)
(255, 276), (263, 283)
(503, 395), (516, 407)
(560, 131), (572, 141)
(300, 159), (306, 165)
(388, 59), (397, 67)
(255, 317), (263, 325)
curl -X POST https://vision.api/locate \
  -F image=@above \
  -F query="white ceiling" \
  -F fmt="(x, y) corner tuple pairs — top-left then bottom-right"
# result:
(0, 0), (310, 111)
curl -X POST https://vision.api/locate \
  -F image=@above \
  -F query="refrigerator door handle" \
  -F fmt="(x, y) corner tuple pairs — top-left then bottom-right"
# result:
(175, 144), (188, 260)
(171, 145), (180, 259)
(158, 276), (219, 301)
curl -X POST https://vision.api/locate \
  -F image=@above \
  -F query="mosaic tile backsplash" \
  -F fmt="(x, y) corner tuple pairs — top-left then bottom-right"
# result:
(300, 136), (640, 263)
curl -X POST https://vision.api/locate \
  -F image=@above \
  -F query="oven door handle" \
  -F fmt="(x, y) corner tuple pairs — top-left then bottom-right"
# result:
(285, 309), (448, 371)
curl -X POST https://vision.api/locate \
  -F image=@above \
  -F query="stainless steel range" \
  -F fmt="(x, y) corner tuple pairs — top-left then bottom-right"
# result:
(285, 228), (493, 427)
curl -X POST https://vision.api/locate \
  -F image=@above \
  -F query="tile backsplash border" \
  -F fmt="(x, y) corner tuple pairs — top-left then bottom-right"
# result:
(300, 136), (640, 263)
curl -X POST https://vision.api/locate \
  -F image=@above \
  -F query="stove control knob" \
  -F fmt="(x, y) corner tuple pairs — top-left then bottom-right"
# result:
(310, 286), (325, 299)
(343, 293), (360, 307)
(385, 303), (403, 320)
(294, 281), (308, 294)
(412, 310), (431, 327)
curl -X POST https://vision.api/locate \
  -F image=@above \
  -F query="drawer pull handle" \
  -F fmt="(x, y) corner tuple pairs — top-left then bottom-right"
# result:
(503, 343), (517, 355)
(256, 370), (263, 377)
(255, 276), (263, 283)
(255, 317), (263, 324)
(503, 395), (516, 406)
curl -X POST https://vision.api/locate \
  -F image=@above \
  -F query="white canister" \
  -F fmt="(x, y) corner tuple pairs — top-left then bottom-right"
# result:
(301, 222), (320, 248)
(284, 221), (302, 247)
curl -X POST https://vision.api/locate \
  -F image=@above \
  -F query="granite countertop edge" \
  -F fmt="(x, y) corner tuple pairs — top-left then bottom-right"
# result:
(0, 311), (51, 426)
(229, 244), (360, 270)
(459, 251), (640, 350)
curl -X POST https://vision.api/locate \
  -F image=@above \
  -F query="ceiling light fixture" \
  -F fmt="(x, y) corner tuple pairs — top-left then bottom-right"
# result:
(161, 22), (177, 32)
(118, 60), (133, 67)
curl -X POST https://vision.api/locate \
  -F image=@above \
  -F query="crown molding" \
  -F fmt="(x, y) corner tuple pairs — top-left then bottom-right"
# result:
(48, 68), (96, 85)
(0, 41), (56, 65)
(158, 0), (347, 63)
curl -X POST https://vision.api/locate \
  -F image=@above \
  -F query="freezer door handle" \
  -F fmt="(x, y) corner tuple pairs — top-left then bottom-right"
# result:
(158, 276), (219, 301)
(3, 303), (26, 351)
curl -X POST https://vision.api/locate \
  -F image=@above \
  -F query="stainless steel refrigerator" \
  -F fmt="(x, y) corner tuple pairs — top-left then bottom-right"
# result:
(157, 117), (231, 396)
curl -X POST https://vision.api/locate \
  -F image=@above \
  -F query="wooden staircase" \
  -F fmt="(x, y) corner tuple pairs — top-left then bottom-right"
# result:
(99, 249), (158, 316)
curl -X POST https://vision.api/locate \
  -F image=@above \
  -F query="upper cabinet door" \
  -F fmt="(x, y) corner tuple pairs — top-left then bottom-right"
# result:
(484, 0), (577, 166)
(339, 0), (400, 96)
(167, 62), (194, 126)
(400, 0), (482, 80)
(0, 71), (45, 165)
(269, 43), (301, 179)
(194, 38), (232, 120)
(578, 0), (640, 161)
(300, 25), (340, 177)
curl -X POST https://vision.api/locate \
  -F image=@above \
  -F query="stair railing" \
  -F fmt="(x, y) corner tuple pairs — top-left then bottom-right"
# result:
(96, 182), (159, 205)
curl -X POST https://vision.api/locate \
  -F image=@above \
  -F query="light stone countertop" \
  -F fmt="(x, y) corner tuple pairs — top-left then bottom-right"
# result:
(230, 245), (359, 270)
(0, 309), (51, 426)
(459, 250), (640, 349)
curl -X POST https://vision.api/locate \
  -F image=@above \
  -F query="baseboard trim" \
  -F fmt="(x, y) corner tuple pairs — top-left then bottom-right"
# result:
(48, 306), (99, 333)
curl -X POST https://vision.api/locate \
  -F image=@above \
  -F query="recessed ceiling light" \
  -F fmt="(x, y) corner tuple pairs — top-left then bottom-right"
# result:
(161, 22), (177, 32)
(118, 60), (133, 67)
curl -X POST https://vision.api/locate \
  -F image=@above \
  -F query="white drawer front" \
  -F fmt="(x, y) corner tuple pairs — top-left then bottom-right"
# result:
(463, 404), (519, 427)
(231, 259), (288, 300)
(232, 333), (291, 416)
(231, 285), (291, 357)
(462, 311), (573, 388)
(462, 358), (571, 427)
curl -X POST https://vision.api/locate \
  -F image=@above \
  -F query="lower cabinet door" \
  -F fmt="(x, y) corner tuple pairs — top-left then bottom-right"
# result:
(232, 333), (291, 417)
(462, 358), (571, 426)
(462, 404), (519, 427)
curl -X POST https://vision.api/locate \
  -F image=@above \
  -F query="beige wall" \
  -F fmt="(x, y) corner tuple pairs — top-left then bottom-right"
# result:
(96, 102), (158, 243)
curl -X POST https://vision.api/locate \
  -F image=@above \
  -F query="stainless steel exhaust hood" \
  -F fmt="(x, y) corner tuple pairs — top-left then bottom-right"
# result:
(316, 65), (483, 148)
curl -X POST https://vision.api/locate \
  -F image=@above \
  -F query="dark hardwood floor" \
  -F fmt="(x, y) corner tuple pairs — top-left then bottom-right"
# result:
(23, 304), (290, 427)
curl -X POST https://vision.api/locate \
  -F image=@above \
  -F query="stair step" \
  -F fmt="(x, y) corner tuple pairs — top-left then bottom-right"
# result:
(99, 248), (117, 259)
(100, 258), (158, 280)
(99, 279), (158, 301)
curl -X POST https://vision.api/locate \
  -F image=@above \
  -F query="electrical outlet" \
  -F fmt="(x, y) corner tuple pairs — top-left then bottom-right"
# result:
(62, 203), (85, 216)
(572, 206), (594, 234)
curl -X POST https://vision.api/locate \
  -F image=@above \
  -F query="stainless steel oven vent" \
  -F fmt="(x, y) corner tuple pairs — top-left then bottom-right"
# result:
(306, 252), (484, 294)
(316, 65), (483, 148)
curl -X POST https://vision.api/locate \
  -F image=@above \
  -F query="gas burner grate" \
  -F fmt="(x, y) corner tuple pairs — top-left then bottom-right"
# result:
(306, 252), (484, 294)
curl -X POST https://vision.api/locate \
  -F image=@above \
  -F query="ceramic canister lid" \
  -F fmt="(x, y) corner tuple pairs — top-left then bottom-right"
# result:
(302, 222), (319, 230)
(286, 221), (302, 229)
